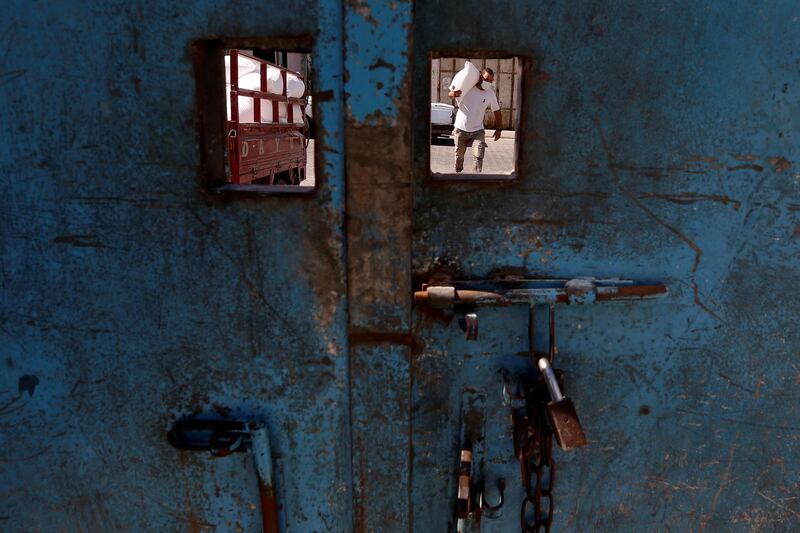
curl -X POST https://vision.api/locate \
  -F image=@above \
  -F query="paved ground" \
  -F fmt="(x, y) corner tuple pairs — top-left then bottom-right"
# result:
(430, 129), (515, 176)
(301, 139), (315, 186)
(302, 131), (514, 186)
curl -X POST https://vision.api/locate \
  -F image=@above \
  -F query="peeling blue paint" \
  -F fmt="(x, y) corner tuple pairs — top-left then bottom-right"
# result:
(344, 0), (412, 124)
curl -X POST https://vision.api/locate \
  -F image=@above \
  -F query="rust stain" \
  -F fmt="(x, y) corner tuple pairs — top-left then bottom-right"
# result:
(487, 266), (527, 281)
(368, 58), (396, 71)
(185, 505), (202, 533)
(349, 330), (423, 355)
(595, 118), (705, 274)
(611, 163), (706, 177)
(52, 234), (109, 248)
(637, 191), (742, 210)
(349, 330), (413, 345)
(768, 156), (791, 173)
(686, 155), (724, 169)
(529, 71), (551, 83)
(727, 164), (764, 172)
(698, 442), (737, 533)
(686, 155), (719, 164)
(350, 1), (379, 26)
(595, 117), (725, 322)
(510, 216), (569, 226)
(693, 282), (723, 322)
(754, 377), (764, 399)
(354, 453), (367, 533)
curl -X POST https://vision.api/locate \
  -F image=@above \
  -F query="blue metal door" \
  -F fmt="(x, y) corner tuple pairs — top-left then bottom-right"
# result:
(2, 1), (799, 532)
(409, 2), (800, 532)
(0, 1), (352, 531)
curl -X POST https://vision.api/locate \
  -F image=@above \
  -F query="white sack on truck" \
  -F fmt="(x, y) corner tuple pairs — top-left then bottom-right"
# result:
(266, 66), (284, 95)
(285, 73), (305, 98)
(257, 101), (304, 124)
(225, 55), (304, 97)
(449, 61), (480, 98)
(230, 68), (284, 95)
(224, 55), (259, 83)
(224, 54), (306, 123)
(236, 72), (261, 91)
(226, 92), (255, 122)
(226, 87), (304, 124)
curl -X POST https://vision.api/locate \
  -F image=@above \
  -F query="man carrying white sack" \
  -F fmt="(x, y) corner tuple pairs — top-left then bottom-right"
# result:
(448, 67), (502, 173)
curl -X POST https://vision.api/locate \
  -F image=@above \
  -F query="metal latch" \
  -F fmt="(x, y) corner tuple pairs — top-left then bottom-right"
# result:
(168, 418), (280, 533)
(415, 277), (666, 309)
(415, 278), (666, 341)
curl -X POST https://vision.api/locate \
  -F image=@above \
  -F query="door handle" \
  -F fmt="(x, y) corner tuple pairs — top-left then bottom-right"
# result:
(168, 418), (280, 533)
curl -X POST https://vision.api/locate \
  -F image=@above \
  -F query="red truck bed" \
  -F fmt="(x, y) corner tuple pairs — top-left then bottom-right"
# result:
(226, 50), (307, 185)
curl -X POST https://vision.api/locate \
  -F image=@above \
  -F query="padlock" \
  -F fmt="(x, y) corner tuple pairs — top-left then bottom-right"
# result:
(537, 358), (587, 450)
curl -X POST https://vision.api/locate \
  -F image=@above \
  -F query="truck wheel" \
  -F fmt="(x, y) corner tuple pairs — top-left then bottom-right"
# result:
(273, 170), (289, 185)
(273, 169), (300, 185)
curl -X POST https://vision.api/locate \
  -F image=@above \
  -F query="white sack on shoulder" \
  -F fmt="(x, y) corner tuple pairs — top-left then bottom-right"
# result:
(449, 61), (480, 98)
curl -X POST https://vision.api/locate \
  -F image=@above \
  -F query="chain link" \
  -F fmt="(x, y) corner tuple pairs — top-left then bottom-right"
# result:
(520, 382), (556, 532)
(513, 304), (558, 532)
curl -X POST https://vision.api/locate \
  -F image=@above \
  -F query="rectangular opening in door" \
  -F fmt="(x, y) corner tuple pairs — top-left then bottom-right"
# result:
(225, 48), (314, 188)
(430, 56), (522, 180)
(194, 39), (317, 194)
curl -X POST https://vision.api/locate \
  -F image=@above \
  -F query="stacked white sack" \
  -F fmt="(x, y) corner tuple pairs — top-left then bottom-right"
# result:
(449, 61), (480, 98)
(226, 54), (306, 97)
(257, 101), (303, 124)
(226, 94), (256, 123)
(267, 67), (284, 95)
(226, 61), (285, 95)
(226, 94), (304, 124)
(225, 54), (306, 124)
(224, 55), (259, 83)
(286, 73), (305, 98)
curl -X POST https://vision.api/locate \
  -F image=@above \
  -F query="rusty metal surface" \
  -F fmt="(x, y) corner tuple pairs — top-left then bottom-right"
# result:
(1, 1), (799, 532)
(344, 1), (414, 532)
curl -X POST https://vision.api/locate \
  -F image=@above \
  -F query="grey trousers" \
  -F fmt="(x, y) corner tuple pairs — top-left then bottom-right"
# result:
(453, 128), (487, 172)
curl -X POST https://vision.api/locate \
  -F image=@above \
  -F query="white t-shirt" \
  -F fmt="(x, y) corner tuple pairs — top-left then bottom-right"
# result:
(451, 85), (500, 132)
